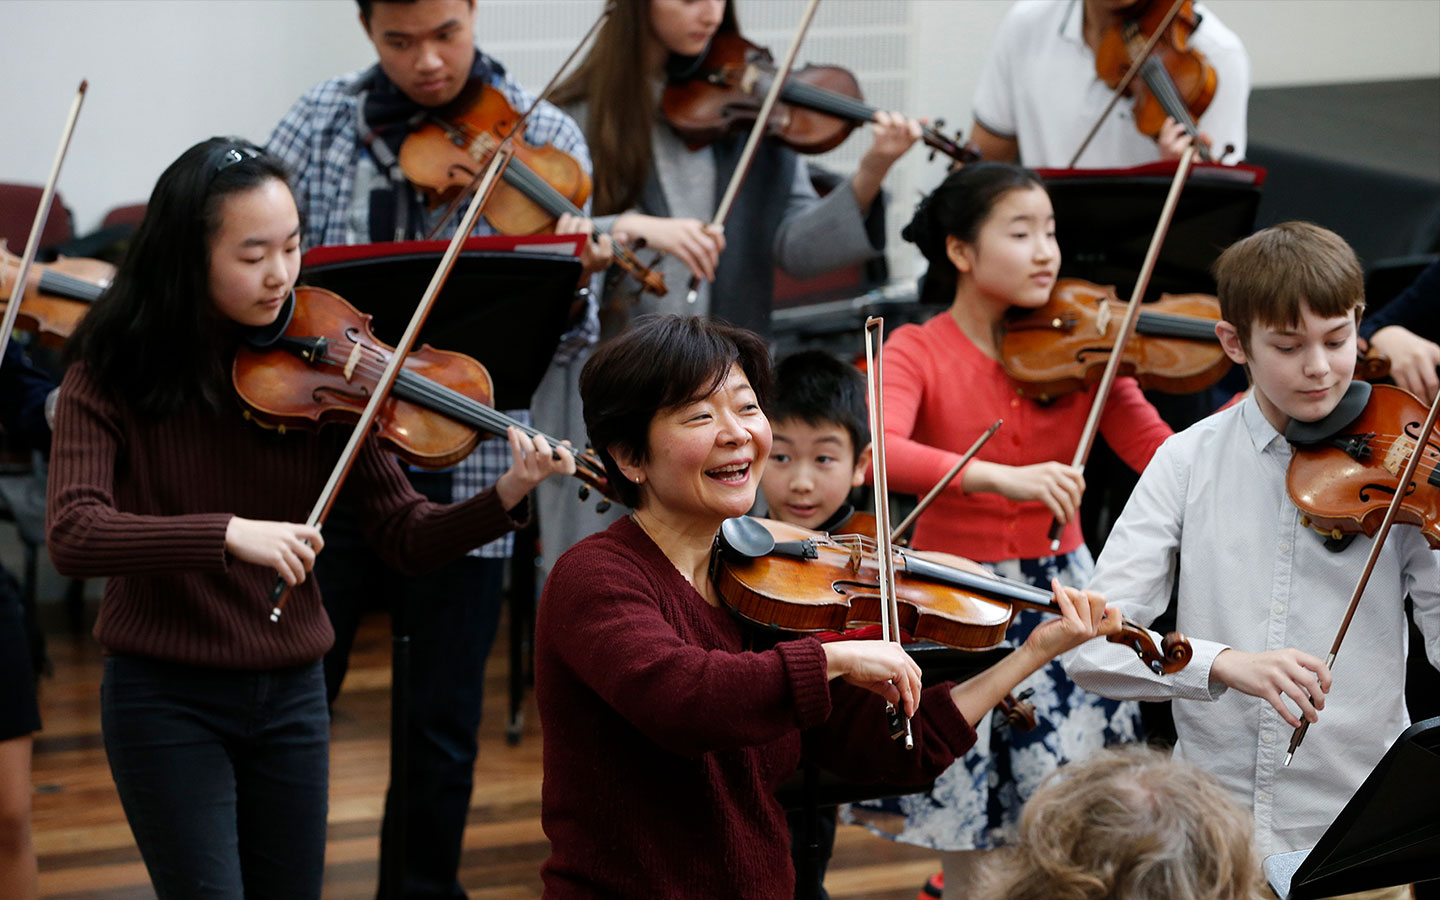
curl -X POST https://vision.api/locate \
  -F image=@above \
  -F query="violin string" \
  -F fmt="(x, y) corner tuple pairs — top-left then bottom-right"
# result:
(302, 343), (606, 478)
(1139, 57), (1202, 135)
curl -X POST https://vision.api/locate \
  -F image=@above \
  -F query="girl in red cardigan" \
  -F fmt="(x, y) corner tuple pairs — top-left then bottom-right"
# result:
(841, 163), (1173, 898)
(46, 137), (573, 899)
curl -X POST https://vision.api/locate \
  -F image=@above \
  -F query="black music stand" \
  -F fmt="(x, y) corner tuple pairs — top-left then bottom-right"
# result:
(300, 235), (582, 900)
(1034, 160), (1265, 299)
(301, 234), (584, 409)
(1265, 716), (1440, 899)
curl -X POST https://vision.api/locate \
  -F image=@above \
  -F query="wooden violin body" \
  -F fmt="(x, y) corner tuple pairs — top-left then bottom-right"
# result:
(400, 82), (591, 232)
(1001, 278), (1392, 401)
(1288, 384), (1440, 550)
(232, 285), (615, 499)
(712, 516), (1193, 674)
(1001, 278), (1229, 400)
(663, 32), (979, 163)
(0, 241), (111, 346)
(398, 82), (665, 295)
(1094, 0), (1217, 153)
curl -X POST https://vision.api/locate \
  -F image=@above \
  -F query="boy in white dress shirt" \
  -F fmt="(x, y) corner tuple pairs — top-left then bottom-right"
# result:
(1065, 222), (1440, 899)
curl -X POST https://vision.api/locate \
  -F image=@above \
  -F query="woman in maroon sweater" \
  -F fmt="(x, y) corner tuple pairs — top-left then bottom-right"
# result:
(535, 315), (1128, 899)
(45, 138), (573, 899)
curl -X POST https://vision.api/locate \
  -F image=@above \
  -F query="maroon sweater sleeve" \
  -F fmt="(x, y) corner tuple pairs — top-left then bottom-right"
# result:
(803, 678), (976, 788)
(348, 440), (524, 576)
(541, 538), (833, 759)
(48, 366), (231, 577)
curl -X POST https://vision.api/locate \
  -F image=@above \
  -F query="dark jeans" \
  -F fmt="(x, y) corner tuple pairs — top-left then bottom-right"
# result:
(101, 655), (329, 900)
(318, 471), (506, 900)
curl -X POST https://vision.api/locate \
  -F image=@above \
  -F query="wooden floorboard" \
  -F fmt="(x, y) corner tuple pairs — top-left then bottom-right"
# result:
(31, 611), (939, 899)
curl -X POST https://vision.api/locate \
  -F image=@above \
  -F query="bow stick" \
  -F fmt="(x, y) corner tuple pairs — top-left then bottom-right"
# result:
(270, 14), (608, 622)
(864, 316), (912, 749)
(686, 0), (822, 304)
(889, 419), (1001, 545)
(0, 80), (87, 364)
(1284, 384), (1440, 766)
(1045, 144), (1197, 551)
(1067, 0), (1202, 168)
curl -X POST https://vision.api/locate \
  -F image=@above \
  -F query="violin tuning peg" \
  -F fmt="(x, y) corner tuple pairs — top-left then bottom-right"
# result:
(596, 500), (612, 514)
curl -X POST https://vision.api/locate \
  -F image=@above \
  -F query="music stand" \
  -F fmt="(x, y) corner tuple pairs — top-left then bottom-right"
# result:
(301, 233), (584, 410)
(1034, 160), (1266, 298)
(1265, 716), (1440, 899)
(299, 234), (582, 900)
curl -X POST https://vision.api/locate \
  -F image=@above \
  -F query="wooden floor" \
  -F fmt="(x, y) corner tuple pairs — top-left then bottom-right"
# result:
(29, 611), (941, 900)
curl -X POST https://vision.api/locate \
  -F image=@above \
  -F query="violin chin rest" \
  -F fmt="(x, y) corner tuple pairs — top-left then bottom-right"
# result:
(1284, 380), (1371, 444)
(718, 516), (776, 559)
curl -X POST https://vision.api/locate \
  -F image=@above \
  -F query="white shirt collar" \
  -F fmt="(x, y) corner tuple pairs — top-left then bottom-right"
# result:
(1059, 0), (1085, 44)
(1239, 393), (1288, 456)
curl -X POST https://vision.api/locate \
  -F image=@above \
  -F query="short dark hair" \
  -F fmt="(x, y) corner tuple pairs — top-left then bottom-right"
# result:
(67, 137), (292, 417)
(769, 350), (869, 461)
(1213, 221), (1364, 353)
(580, 315), (772, 509)
(357, 0), (467, 24)
(904, 162), (1046, 304)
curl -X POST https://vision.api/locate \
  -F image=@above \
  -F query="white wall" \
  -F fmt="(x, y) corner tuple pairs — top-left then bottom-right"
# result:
(2, 0), (1437, 242)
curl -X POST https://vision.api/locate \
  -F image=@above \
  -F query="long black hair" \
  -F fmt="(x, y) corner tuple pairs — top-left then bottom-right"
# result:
(905, 162), (1046, 305)
(66, 137), (293, 417)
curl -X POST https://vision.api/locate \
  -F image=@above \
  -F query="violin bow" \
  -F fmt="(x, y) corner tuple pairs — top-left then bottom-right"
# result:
(864, 316), (913, 749)
(686, 0), (822, 304)
(889, 419), (1002, 545)
(1067, 0), (1193, 168)
(270, 12), (613, 622)
(1044, 143), (1197, 552)
(423, 2), (615, 241)
(1285, 384), (1440, 766)
(0, 80), (87, 364)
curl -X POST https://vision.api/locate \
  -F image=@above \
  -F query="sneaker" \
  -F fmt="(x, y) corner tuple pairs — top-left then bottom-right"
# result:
(917, 871), (942, 899)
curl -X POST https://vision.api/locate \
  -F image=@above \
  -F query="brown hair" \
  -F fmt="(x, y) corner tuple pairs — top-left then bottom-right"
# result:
(973, 745), (1267, 900)
(551, 0), (739, 215)
(579, 314), (771, 508)
(1213, 221), (1364, 353)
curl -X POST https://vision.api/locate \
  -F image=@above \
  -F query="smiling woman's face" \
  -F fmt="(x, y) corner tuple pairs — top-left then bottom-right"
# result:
(618, 363), (772, 525)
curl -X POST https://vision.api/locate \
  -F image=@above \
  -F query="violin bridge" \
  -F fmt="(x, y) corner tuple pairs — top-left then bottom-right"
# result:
(1095, 298), (1112, 337)
(1383, 433), (1415, 477)
(848, 543), (863, 574)
(343, 341), (364, 383)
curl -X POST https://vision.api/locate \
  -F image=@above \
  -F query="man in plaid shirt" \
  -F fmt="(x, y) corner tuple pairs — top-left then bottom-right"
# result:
(266, 1), (602, 896)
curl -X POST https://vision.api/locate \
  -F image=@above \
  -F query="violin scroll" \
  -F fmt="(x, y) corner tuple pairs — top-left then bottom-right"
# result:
(1112, 617), (1192, 675)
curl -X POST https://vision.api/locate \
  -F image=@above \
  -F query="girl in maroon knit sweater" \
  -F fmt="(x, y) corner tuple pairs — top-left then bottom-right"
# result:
(45, 138), (574, 899)
(535, 315), (1130, 899)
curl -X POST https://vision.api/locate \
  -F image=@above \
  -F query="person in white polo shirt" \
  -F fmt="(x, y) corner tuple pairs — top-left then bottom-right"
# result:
(968, 0), (1250, 168)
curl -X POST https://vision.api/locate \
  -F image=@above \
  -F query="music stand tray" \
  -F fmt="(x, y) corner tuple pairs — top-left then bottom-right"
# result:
(1265, 716), (1440, 899)
(300, 234), (584, 411)
(1034, 160), (1266, 299)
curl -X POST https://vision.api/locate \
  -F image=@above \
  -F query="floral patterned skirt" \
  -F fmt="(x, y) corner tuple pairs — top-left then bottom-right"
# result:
(839, 548), (1143, 850)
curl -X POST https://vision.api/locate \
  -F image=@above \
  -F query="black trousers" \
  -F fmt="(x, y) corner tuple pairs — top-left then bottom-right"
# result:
(101, 655), (330, 900)
(318, 470), (506, 900)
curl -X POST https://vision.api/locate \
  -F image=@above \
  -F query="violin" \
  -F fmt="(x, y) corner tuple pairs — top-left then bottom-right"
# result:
(1093, 0), (1218, 160)
(711, 515), (1193, 675)
(232, 285), (615, 503)
(0, 241), (111, 347)
(1286, 382), (1440, 551)
(398, 82), (666, 296)
(663, 32), (979, 164)
(1001, 278), (1392, 402)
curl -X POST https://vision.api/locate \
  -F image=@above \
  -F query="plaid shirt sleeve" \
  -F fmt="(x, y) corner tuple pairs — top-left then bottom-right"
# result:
(265, 73), (364, 251)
